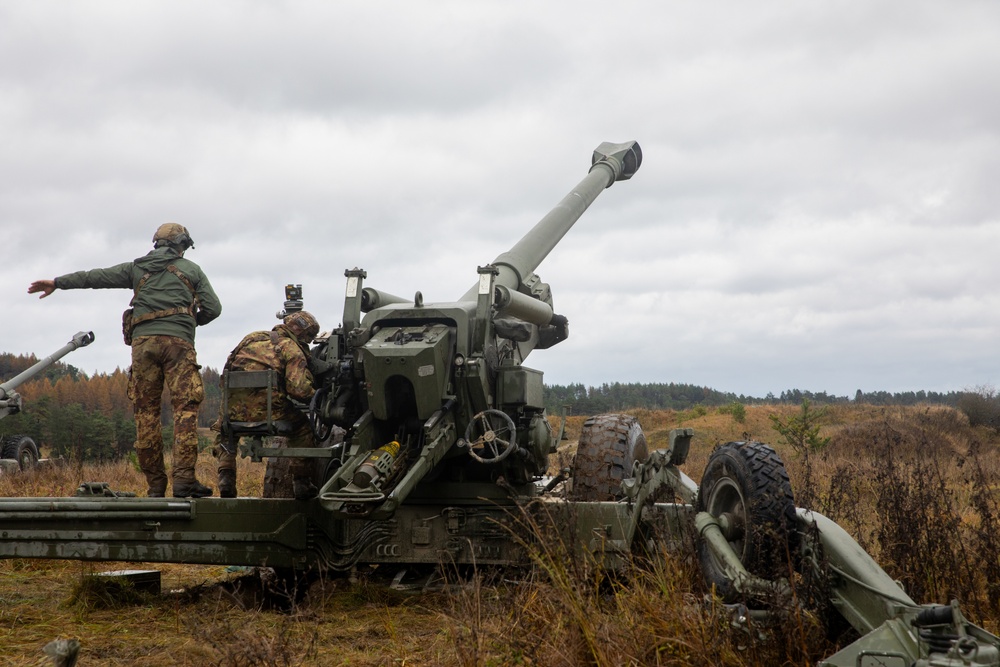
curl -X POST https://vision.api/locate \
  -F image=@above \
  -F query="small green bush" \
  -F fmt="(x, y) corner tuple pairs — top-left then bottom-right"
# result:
(769, 399), (830, 453)
(718, 401), (746, 423)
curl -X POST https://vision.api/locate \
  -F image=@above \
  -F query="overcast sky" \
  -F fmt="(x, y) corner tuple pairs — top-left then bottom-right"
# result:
(3, 1), (999, 398)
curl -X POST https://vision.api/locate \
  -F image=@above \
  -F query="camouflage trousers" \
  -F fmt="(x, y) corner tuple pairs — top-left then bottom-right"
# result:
(129, 335), (204, 493)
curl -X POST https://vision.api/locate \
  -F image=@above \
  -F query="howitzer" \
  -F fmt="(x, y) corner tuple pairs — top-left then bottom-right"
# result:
(0, 145), (998, 665)
(0, 141), (647, 569)
(0, 331), (94, 419)
(0, 331), (94, 472)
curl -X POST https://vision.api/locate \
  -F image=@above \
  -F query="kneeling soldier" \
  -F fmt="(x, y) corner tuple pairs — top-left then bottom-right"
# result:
(212, 311), (320, 500)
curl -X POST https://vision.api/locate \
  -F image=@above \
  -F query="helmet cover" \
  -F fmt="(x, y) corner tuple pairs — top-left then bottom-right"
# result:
(283, 310), (320, 344)
(152, 223), (195, 250)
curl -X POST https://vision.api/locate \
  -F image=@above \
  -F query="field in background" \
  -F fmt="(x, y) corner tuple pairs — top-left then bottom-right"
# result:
(2, 403), (1000, 666)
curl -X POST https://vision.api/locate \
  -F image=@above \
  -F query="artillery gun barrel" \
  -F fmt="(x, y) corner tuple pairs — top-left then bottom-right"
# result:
(0, 331), (95, 402)
(460, 141), (641, 301)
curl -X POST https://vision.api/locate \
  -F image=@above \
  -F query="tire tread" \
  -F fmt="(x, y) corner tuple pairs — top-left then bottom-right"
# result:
(696, 441), (797, 601)
(569, 414), (646, 501)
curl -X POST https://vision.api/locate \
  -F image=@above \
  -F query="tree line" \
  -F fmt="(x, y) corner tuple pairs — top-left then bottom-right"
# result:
(0, 351), (976, 461)
(541, 382), (966, 414)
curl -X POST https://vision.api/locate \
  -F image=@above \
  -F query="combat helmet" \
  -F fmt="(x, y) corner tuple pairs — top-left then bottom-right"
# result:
(153, 223), (195, 250)
(283, 311), (320, 345)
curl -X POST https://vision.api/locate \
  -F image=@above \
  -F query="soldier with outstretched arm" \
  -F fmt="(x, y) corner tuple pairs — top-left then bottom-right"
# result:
(28, 223), (222, 498)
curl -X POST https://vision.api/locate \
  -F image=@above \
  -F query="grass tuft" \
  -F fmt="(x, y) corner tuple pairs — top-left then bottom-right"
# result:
(3, 403), (1000, 664)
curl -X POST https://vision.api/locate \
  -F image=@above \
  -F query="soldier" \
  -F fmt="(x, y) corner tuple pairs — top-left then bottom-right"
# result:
(28, 223), (222, 498)
(211, 311), (321, 500)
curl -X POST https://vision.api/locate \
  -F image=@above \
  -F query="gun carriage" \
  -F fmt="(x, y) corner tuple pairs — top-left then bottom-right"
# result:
(0, 144), (997, 665)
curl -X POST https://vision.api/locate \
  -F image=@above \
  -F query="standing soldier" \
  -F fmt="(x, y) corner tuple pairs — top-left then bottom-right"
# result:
(211, 311), (320, 500)
(28, 223), (222, 498)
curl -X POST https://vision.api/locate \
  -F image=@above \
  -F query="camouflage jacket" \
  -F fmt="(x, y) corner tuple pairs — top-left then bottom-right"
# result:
(225, 325), (315, 412)
(54, 246), (222, 345)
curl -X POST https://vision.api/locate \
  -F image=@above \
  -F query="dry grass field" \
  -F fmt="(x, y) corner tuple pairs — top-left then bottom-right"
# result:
(2, 403), (1000, 666)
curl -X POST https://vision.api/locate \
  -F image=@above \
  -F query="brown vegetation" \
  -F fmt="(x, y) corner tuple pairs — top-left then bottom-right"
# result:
(2, 403), (1000, 666)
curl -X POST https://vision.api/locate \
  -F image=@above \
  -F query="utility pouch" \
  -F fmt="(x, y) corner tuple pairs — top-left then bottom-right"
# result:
(123, 271), (153, 346)
(122, 308), (135, 345)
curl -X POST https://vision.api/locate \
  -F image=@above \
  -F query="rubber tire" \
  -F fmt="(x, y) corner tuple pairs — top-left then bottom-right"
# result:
(2, 435), (40, 471)
(569, 414), (648, 501)
(696, 441), (797, 602)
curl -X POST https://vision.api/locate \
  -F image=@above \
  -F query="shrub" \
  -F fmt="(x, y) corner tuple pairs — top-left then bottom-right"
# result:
(957, 385), (1000, 431)
(769, 399), (830, 454)
(718, 401), (747, 423)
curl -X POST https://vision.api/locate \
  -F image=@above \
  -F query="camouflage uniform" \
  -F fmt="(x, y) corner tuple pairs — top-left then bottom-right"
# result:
(211, 323), (317, 497)
(47, 225), (221, 497)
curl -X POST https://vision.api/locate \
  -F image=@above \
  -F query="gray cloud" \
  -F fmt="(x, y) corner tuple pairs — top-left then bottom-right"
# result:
(3, 0), (1000, 398)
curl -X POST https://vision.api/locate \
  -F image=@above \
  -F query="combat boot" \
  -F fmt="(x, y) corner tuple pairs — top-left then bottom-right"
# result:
(173, 480), (213, 498)
(218, 469), (237, 498)
(172, 441), (212, 498)
(293, 477), (318, 501)
(136, 448), (168, 498)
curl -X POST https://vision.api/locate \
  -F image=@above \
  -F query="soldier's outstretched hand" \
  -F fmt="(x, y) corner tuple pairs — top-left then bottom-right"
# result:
(28, 280), (56, 298)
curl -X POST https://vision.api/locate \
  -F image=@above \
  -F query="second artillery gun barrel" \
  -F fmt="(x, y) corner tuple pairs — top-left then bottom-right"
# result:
(0, 332), (95, 397)
(0, 331), (95, 418)
(460, 140), (642, 302)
